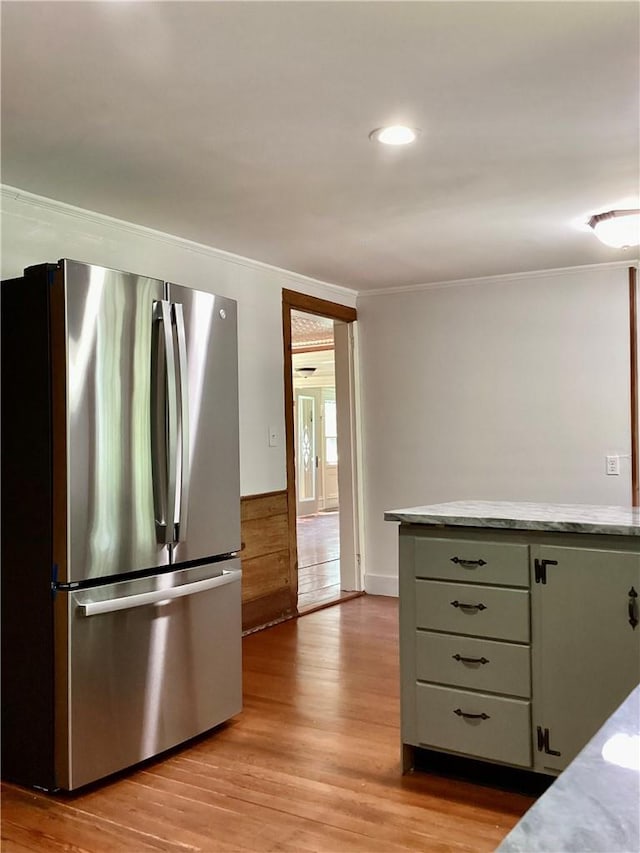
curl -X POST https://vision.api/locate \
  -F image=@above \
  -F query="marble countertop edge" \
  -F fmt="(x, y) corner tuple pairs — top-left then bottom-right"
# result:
(497, 684), (640, 852)
(383, 501), (640, 536)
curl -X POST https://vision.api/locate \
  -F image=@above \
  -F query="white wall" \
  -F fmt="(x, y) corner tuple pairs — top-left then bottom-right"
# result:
(358, 264), (637, 596)
(0, 186), (357, 496)
(4, 187), (637, 597)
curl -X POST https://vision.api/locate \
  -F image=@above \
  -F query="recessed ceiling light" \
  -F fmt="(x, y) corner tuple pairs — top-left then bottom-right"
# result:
(369, 125), (420, 146)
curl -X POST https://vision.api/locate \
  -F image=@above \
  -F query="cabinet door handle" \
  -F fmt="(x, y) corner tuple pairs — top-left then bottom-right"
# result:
(450, 600), (487, 611)
(453, 708), (490, 720)
(629, 587), (638, 629)
(452, 654), (489, 665)
(451, 557), (487, 568)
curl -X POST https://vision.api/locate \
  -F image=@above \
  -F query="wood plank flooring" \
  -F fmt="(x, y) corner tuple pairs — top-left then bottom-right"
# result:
(297, 511), (355, 612)
(1, 596), (535, 852)
(296, 512), (340, 569)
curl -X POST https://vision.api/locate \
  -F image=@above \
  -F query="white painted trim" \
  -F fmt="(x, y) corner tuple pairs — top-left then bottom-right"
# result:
(364, 574), (398, 598)
(358, 260), (637, 298)
(335, 321), (362, 593)
(0, 184), (358, 305)
(352, 322), (366, 592)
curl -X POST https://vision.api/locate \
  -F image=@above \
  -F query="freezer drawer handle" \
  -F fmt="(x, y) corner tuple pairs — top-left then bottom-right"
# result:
(77, 569), (242, 617)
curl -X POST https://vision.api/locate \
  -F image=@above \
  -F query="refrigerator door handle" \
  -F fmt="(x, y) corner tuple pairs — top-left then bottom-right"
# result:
(173, 302), (190, 542)
(78, 569), (242, 616)
(151, 300), (178, 545)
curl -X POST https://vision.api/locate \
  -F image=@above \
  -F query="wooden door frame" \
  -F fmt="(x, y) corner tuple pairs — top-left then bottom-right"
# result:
(282, 289), (357, 613)
(630, 266), (638, 507)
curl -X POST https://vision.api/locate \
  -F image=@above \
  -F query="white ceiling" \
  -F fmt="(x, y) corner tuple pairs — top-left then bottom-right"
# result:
(1, 1), (638, 293)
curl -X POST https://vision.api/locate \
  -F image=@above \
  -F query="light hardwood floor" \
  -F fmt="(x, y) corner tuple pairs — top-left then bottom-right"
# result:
(1, 596), (535, 852)
(297, 511), (356, 612)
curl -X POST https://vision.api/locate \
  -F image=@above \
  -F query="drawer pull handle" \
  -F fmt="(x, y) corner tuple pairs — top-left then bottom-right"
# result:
(450, 600), (487, 611)
(454, 708), (490, 721)
(451, 557), (487, 568)
(452, 654), (489, 665)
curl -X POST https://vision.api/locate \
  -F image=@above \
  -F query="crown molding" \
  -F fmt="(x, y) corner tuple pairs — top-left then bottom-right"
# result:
(358, 260), (638, 298)
(0, 184), (357, 304)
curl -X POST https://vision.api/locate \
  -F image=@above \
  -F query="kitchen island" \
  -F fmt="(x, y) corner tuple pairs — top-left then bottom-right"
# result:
(385, 501), (640, 778)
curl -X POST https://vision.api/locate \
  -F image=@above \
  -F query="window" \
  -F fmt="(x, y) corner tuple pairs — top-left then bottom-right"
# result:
(324, 399), (337, 464)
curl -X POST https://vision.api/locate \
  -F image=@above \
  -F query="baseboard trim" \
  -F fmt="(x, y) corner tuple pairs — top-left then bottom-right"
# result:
(364, 574), (398, 597)
(241, 588), (294, 633)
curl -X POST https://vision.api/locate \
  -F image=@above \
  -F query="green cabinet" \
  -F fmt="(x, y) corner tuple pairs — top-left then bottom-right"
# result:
(399, 526), (640, 777)
(399, 529), (534, 770)
(531, 545), (640, 773)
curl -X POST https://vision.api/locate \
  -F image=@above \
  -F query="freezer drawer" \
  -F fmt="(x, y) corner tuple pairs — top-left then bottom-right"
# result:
(56, 562), (242, 790)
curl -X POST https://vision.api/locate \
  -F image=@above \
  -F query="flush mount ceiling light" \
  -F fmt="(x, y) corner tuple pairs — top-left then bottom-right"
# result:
(587, 209), (640, 249)
(295, 366), (317, 376)
(369, 125), (420, 146)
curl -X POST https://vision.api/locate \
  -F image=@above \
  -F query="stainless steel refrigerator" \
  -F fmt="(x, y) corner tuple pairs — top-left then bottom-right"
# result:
(1, 259), (242, 791)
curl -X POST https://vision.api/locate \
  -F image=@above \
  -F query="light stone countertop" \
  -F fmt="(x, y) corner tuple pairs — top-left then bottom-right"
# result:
(384, 500), (640, 537)
(496, 685), (640, 853)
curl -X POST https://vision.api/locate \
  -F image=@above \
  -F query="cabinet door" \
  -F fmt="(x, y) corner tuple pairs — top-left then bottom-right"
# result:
(532, 545), (640, 773)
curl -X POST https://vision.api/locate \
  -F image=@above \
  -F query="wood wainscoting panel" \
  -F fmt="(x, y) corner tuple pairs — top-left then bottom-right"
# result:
(241, 514), (289, 563)
(240, 490), (296, 632)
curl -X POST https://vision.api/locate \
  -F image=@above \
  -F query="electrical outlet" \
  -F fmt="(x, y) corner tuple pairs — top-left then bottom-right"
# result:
(606, 455), (620, 476)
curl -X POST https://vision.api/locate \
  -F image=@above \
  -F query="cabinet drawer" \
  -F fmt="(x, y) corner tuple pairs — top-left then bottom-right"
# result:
(416, 683), (532, 767)
(415, 580), (530, 642)
(416, 631), (531, 698)
(414, 538), (529, 587)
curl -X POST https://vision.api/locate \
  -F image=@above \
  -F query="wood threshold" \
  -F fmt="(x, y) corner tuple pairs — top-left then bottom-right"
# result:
(297, 589), (364, 617)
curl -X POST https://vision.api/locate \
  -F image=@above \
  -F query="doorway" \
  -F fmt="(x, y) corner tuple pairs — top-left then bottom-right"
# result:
(293, 313), (340, 610)
(282, 290), (362, 615)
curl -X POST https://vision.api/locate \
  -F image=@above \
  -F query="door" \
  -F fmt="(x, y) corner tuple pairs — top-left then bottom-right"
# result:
(63, 260), (169, 584)
(58, 560), (242, 790)
(531, 545), (640, 773)
(296, 390), (320, 516)
(167, 285), (241, 563)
